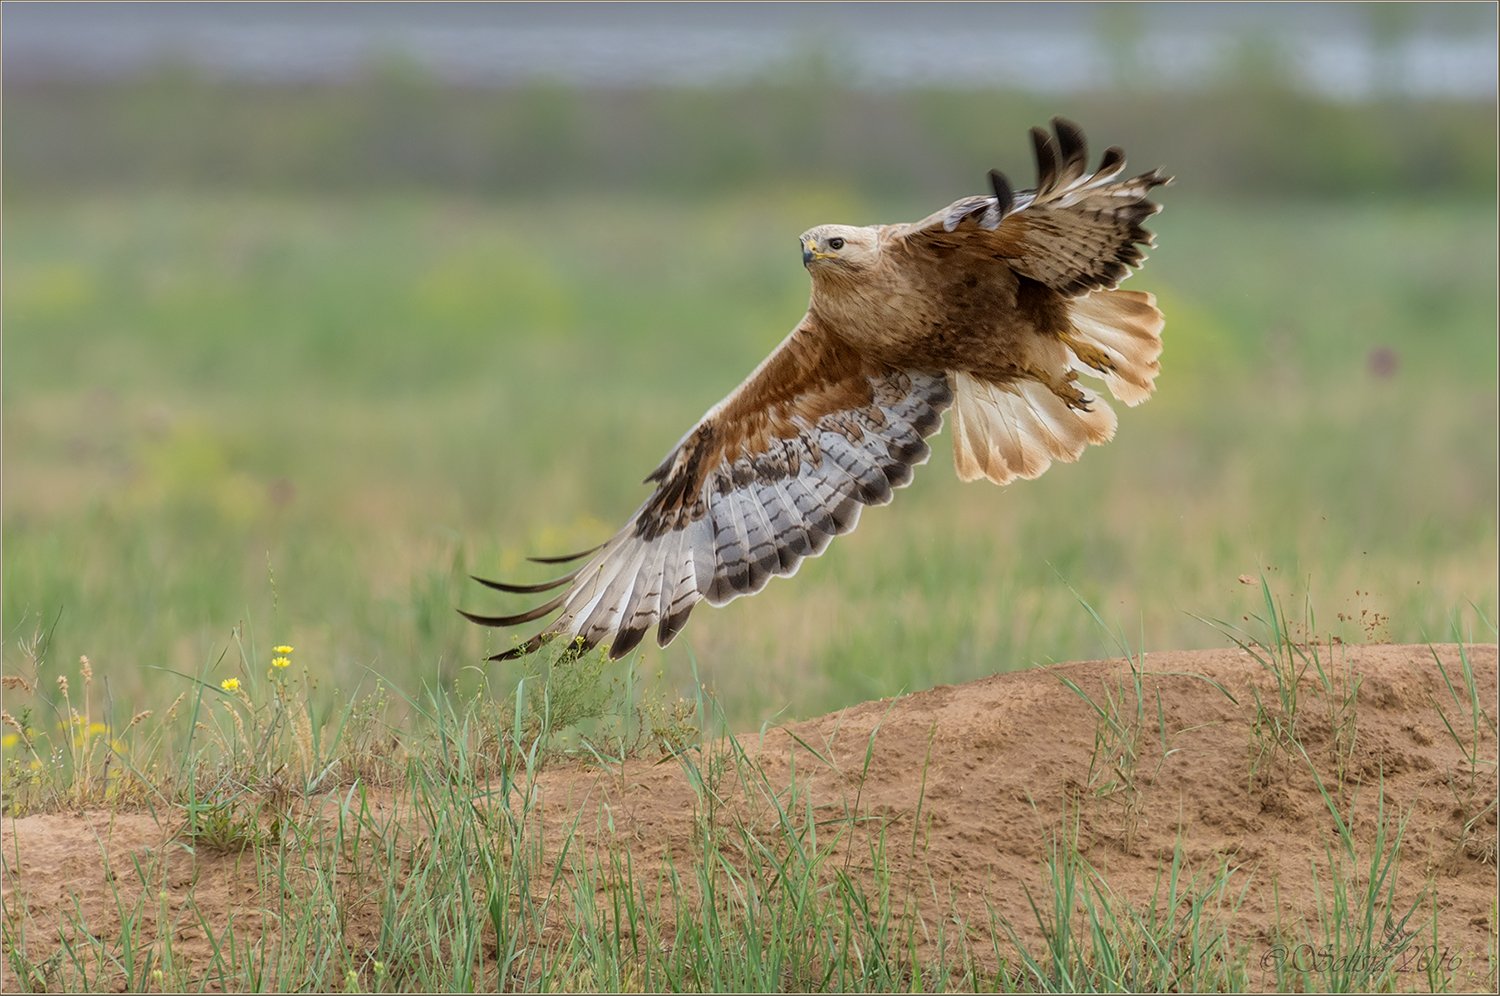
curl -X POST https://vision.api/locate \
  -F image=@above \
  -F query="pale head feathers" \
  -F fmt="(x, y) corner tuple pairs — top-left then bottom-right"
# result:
(800, 224), (881, 278)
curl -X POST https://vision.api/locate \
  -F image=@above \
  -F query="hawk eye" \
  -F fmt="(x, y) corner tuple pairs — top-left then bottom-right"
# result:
(828, 237), (845, 250)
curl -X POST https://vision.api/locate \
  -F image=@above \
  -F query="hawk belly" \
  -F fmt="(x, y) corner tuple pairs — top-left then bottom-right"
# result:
(818, 254), (1069, 387)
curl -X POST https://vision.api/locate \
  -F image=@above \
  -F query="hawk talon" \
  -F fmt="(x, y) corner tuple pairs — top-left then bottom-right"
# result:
(1062, 335), (1121, 377)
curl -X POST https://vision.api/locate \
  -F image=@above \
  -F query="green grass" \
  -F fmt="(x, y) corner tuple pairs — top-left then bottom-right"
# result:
(8, 70), (1496, 203)
(1002, 821), (1252, 991)
(4, 189), (1495, 730)
(4, 606), (1490, 992)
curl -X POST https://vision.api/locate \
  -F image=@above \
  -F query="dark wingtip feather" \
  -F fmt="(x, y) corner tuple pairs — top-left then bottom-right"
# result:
(1097, 145), (1126, 177)
(527, 543), (604, 565)
(470, 569), (580, 595)
(656, 605), (693, 648)
(461, 608), (520, 628)
(488, 639), (543, 662)
(456, 590), (568, 628)
(1051, 117), (1087, 171)
(1030, 126), (1060, 192)
(608, 624), (649, 660)
(987, 169), (1015, 219)
(485, 631), (593, 662)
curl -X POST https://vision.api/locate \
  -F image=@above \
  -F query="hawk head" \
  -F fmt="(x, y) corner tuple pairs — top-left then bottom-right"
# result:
(800, 225), (879, 277)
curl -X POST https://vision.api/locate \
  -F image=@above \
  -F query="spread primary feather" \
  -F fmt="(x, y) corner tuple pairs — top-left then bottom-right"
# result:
(463, 118), (1171, 661)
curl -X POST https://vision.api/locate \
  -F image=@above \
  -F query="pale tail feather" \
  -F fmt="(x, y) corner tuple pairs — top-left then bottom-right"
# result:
(950, 372), (1117, 487)
(1065, 289), (1164, 407)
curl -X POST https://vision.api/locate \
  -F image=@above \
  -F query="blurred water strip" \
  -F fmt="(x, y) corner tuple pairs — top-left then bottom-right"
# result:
(6, 1), (1496, 100)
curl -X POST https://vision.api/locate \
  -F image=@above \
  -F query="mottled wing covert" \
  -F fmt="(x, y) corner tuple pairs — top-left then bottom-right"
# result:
(896, 117), (1171, 297)
(462, 318), (952, 661)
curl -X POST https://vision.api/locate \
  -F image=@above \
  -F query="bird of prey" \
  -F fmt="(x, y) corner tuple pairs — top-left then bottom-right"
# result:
(464, 118), (1170, 661)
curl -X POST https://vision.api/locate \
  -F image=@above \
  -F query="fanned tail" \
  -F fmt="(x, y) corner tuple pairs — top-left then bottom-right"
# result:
(1064, 289), (1164, 407)
(949, 372), (1117, 487)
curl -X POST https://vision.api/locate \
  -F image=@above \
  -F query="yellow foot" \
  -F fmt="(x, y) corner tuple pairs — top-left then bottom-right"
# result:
(1042, 368), (1093, 411)
(1061, 333), (1117, 376)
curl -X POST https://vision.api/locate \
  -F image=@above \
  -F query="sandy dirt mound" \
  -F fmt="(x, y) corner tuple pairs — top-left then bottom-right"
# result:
(4, 643), (1496, 990)
(535, 643), (1497, 984)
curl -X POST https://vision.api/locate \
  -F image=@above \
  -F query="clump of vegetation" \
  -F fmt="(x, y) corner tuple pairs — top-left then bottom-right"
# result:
(1427, 638), (1499, 866)
(1004, 818), (1252, 991)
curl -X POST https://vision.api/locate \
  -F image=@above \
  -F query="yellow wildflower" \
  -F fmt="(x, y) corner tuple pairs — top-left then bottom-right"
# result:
(220, 677), (241, 692)
(273, 645), (294, 655)
(271, 656), (291, 669)
(71, 721), (110, 748)
(1, 733), (17, 749)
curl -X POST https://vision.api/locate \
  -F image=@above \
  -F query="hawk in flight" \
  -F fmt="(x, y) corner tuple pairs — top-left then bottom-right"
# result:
(465, 118), (1170, 661)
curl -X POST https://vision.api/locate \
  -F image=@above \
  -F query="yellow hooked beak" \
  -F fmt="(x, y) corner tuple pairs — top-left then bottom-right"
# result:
(801, 239), (837, 265)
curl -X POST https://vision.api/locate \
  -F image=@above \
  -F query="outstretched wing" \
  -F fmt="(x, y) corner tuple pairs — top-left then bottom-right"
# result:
(892, 117), (1171, 297)
(462, 317), (952, 661)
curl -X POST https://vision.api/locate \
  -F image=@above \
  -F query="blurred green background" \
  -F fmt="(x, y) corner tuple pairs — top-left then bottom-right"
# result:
(4, 3), (1496, 727)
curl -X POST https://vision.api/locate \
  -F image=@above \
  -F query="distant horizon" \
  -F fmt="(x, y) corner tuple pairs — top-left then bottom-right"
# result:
(5, 1), (1496, 99)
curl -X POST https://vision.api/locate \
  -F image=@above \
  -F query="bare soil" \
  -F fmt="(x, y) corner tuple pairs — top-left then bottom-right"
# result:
(4, 643), (1497, 991)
